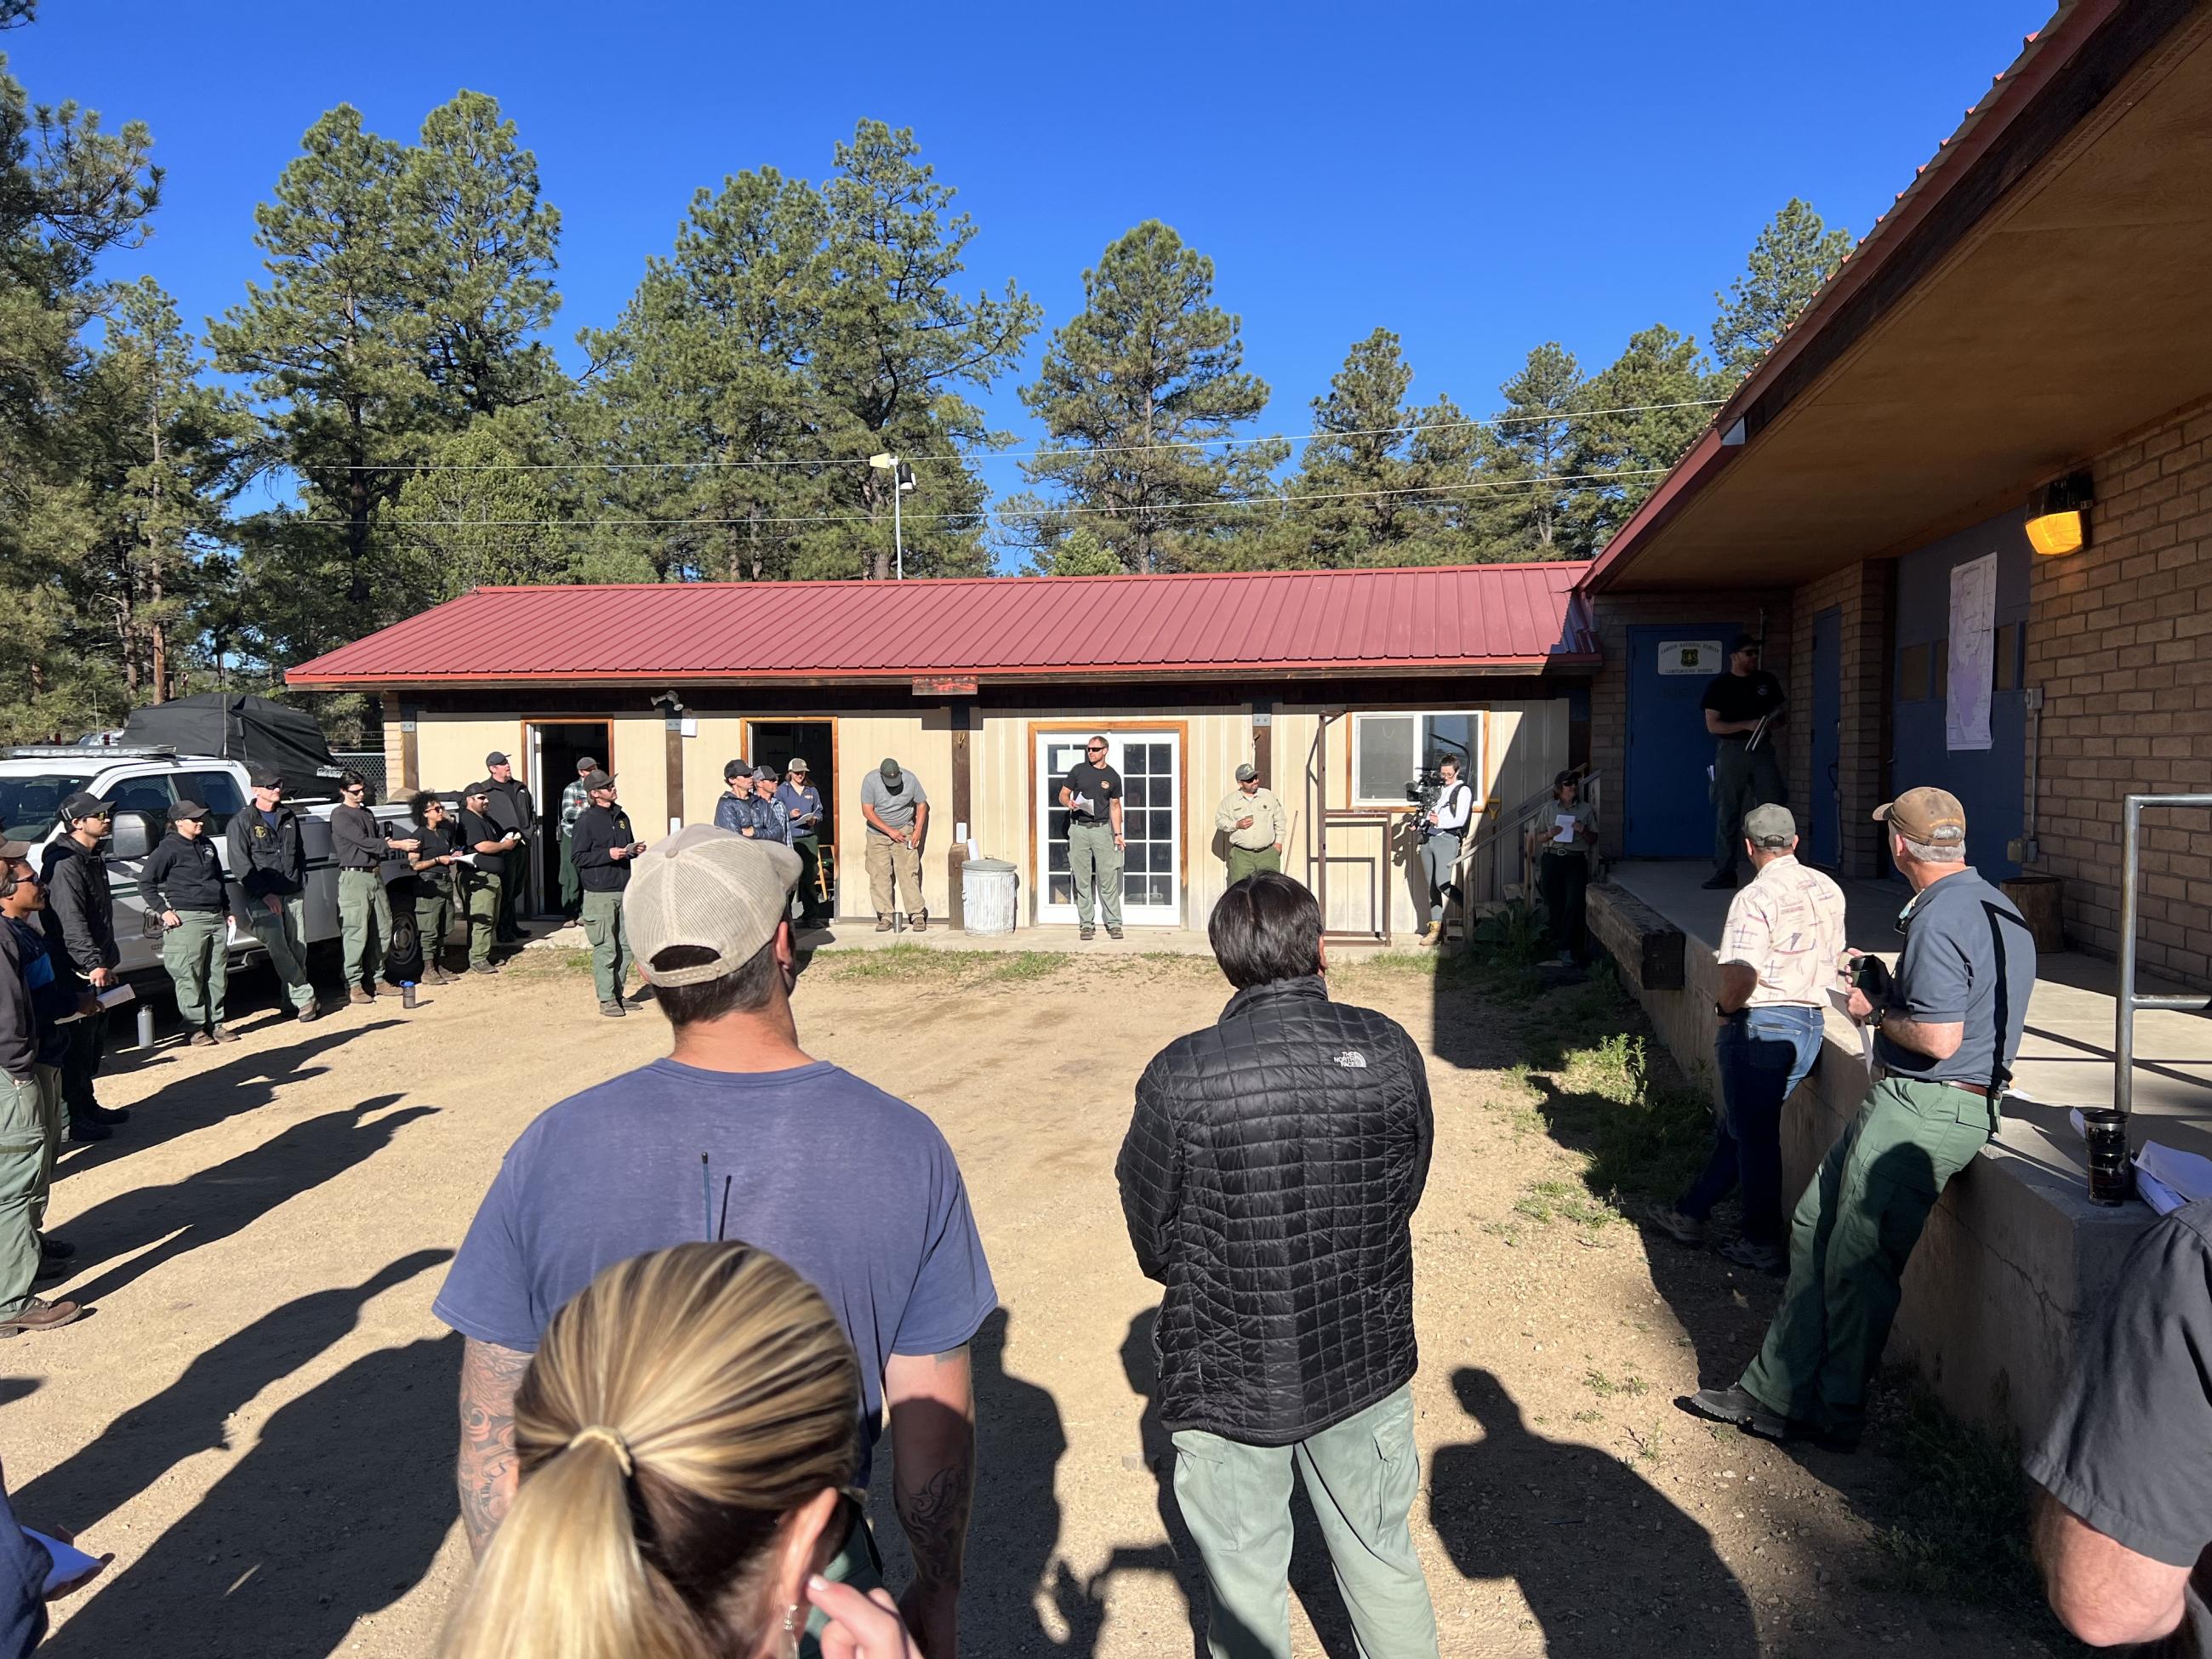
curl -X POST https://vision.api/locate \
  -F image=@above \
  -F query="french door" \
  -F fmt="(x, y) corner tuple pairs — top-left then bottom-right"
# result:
(1035, 730), (1183, 926)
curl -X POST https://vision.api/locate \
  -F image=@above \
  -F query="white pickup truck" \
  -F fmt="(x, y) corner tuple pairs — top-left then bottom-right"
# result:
(0, 746), (415, 979)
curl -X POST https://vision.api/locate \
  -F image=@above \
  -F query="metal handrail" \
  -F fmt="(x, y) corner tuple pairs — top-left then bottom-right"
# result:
(2116, 793), (2212, 1115)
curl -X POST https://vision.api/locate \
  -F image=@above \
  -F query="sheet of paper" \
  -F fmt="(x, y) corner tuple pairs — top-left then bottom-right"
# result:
(2137, 1140), (2212, 1206)
(1069, 791), (1094, 815)
(1829, 987), (1874, 1075)
(95, 984), (134, 1009)
(1551, 813), (1576, 845)
(24, 1528), (98, 1595)
(2137, 1167), (2187, 1217)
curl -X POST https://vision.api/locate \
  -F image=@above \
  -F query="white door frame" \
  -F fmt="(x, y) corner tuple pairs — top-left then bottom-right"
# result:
(1032, 725), (1184, 926)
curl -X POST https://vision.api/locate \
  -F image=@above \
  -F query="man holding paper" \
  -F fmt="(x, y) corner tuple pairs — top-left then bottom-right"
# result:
(1058, 737), (1125, 941)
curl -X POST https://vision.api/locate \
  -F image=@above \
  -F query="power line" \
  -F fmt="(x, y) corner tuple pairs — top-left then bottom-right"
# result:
(328, 397), (1724, 473)
(294, 465), (1675, 531)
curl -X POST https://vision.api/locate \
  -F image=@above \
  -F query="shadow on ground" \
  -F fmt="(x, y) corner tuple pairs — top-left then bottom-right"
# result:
(40, 1328), (463, 1659)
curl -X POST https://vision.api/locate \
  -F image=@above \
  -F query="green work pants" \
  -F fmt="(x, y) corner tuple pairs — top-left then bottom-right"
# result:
(1712, 738), (1786, 875)
(1226, 844), (1282, 886)
(246, 892), (316, 1012)
(1068, 821), (1123, 928)
(1172, 1385), (1440, 1659)
(1740, 1075), (1994, 1437)
(579, 889), (631, 1006)
(416, 883), (454, 972)
(791, 833), (825, 918)
(162, 908), (228, 1033)
(0, 1070), (55, 1316)
(465, 875), (501, 968)
(338, 869), (391, 990)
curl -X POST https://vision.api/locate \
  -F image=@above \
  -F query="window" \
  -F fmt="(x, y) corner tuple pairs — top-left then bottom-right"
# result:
(185, 770), (248, 833)
(1351, 712), (1483, 807)
(0, 773), (89, 842)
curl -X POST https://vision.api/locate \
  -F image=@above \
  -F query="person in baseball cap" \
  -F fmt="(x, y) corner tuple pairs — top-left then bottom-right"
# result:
(556, 753), (603, 921)
(1216, 760), (1286, 887)
(1687, 779), (2039, 1449)
(775, 757), (830, 923)
(1701, 631), (1788, 891)
(434, 823), (998, 1616)
(230, 764), (322, 1023)
(41, 795), (123, 1142)
(144, 801), (235, 1044)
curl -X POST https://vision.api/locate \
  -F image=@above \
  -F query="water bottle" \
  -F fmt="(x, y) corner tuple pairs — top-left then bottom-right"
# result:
(401, 980), (419, 1009)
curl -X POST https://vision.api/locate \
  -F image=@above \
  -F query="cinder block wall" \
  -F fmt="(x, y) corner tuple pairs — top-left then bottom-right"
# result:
(1784, 561), (1896, 880)
(2028, 395), (2212, 983)
(1586, 589), (1793, 863)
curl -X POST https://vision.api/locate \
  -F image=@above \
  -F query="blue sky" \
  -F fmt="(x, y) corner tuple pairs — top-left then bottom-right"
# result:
(15, 0), (2050, 499)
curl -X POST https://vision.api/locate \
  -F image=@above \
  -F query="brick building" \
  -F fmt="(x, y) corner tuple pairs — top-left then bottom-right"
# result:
(1582, 0), (2212, 988)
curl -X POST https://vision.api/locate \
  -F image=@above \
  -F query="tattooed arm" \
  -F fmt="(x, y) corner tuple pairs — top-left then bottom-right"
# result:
(456, 1337), (531, 1560)
(884, 1345), (976, 1658)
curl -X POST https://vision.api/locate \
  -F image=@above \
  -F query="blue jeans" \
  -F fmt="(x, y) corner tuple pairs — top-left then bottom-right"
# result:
(1678, 1005), (1823, 1248)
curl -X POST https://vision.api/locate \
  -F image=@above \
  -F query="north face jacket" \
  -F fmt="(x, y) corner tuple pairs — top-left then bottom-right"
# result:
(1115, 974), (1433, 1444)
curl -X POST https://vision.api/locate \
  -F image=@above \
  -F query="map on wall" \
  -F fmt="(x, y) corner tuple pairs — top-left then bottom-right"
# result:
(1947, 551), (1996, 751)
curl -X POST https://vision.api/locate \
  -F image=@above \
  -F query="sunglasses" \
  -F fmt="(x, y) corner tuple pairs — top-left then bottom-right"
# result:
(1086, 744), (1107, 754)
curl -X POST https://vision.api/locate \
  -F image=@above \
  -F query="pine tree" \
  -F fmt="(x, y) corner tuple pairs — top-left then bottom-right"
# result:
(1481, 342), (1588, 556)
(1567, 323), (1713, 550)
(1291, 328), (1418, 567)
(1013, 222), (1286, 574)
(1711, 198), (1854, 385)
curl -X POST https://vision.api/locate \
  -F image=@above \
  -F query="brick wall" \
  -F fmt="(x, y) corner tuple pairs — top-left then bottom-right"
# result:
(1587, 588), (1793, 862)
(2029, 396), (2212, 983)
(1785, 559), (1896, 879)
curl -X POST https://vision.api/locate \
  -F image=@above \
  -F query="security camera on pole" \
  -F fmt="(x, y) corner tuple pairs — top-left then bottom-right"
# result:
(868, 453), (916, 579)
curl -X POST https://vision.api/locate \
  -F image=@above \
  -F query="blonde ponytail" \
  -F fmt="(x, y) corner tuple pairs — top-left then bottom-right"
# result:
(439, 1243), (861, 1659)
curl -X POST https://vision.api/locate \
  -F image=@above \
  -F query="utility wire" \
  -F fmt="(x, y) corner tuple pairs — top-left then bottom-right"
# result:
(294, 465), (1674, 531)
(328, 398), (1723, 473)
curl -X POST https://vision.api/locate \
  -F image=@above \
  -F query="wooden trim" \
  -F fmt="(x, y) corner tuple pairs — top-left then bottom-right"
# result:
(1023, 719), (1189, 927)
(948, 702), (972, 929)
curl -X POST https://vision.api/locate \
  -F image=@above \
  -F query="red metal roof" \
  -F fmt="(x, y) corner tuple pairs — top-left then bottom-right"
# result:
(286, 563), (1597, 687)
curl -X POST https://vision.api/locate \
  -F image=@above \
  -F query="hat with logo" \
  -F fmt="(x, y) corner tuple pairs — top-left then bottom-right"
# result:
(625, 825), (801, 986)
(1873, 786), (1966, 845)
(878, 758), (903, 785)
(1742, 803), (1797, 848)
(485, 751), (510, 767)
(59, 792), (111, 824)
(1234, 762), (1257, 783)
(581, 770), (615, 792)
(168, 801), (210, 824)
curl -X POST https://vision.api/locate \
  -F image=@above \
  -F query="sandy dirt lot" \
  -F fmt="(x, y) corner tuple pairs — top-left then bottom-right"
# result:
(5, 944), (2070, 1657)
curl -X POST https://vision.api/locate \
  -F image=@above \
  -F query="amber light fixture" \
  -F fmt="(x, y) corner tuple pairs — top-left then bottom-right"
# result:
(2027, 471), (2094, 556)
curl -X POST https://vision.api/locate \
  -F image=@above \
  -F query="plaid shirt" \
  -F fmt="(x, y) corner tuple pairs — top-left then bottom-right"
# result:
(559, 777), (591, 836)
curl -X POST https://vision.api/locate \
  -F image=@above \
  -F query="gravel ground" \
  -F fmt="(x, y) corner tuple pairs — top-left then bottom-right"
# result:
(3, 945), (2074, 1656)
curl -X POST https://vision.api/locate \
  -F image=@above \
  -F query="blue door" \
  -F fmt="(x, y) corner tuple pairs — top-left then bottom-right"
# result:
(1625, 624), (1736, 858)
(1809, 607), (1842, 868)
(1890, 512), (2030, 882)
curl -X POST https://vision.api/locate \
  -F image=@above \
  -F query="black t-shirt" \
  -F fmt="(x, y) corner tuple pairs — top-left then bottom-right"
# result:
(459, 808), (509, 881)
(1702, 668), (1786, 728)
(2024, 1200), (2212, 1657)
(1062, 761), (1122, 824)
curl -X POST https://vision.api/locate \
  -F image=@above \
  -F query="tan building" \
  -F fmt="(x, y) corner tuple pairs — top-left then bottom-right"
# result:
(288, 565), (1595, 941)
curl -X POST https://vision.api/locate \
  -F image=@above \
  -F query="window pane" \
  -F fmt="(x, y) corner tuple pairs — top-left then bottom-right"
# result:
(1049, 875), (1072, 904)
(1146, 743), (1169, 772)
(188, 772), (248, 831)
(1128, 778), (1150, 807)
(0, 772), (91, 843)
(1047, 843), (1069, 872)
(1147, 875), (1172, 905)
(1425, 714), (1477, 777)
(1355, 715), (1417, 802)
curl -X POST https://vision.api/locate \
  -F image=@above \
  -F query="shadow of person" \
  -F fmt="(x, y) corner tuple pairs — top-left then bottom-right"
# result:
(52, 1095), (438, 1308)
(1431, 1367), (1758, 1657)
(12, 1250), (452, 1534)
(39, 1331), (465, 1659)
(966, 1308), (1104, 1653)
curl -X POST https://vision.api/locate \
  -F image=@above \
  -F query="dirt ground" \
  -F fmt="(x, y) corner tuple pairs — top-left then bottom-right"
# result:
(4, 944), (2076, 1657)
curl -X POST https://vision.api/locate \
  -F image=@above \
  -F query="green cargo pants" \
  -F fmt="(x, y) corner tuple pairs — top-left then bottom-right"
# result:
(1226, 844), (1282, 885)
(0, 1071), (52, 1317)
(246, 892), (316, 1012)
(162, 908), (228, 1033)
(416, 884), (454, 974)
(579, 888), (631, 1006)
(338, 869), (391, 990)
(1172, 1384), (1440, 1659)
(1740, 1075), (1994, 1438)
(465, 875), (502, 968)
(1068, 820), (1123, 928)
(1711, 737), (1785, 877)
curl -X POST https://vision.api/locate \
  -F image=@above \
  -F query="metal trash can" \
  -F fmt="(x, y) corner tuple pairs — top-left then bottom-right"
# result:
(961, 858), (1018, 936)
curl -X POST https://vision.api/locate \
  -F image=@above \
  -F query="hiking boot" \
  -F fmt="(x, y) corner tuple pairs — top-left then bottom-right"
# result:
(1107, 926), (1124, 940)
(1418, 921), (1442, 948)
(875, 915), (894, 933)
(599, 1001), (626, 1018)
(1720, 1236), (1787, 1274)
(295, 1003), (327, 1024)
(1701, 870), (1739, 890)
(426, 966), (453, 985)
(349, 986), (374, 1005)
(187, 1031), (218, 1048)
(1080, 925), (1096, 941)
(909, 913), (927, 933)
(1680, 1385), (1790, 1442)
(1646, 1204), (1707, 1246)
(0, 1297), (83, 1339)
(66, 1116), (111, 1144)
(470, 963), (500, 976)
(210, 1024), (240, 1044)
(85, 1104), (128, 1126)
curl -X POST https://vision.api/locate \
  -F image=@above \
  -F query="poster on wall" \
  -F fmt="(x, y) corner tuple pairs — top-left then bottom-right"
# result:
(1947, 551), (1996, 751)
(1656, 640), (1725, 676)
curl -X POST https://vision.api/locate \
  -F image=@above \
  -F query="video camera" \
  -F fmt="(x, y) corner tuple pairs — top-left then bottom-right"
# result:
(1405, 767), (1447, 814)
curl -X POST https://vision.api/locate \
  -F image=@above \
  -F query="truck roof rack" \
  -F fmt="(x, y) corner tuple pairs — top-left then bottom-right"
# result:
(3, 744), (180, 761)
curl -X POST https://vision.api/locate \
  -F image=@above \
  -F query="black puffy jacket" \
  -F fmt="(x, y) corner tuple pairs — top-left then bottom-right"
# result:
(1115, 974), (1433, 1444)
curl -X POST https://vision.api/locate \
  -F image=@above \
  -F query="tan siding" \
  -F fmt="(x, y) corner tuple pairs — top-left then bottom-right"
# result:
(836, 713), (955, 920)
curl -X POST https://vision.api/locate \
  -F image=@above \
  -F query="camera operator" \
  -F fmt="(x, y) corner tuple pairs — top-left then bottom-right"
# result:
(1416, 755), (1472, 948)
(1685, 786), (2036, 1449)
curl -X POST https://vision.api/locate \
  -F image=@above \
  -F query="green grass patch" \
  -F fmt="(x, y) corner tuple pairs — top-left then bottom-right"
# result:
(1582, 1368), (1648, 1400)
(1870, 1374), (2039, 1607)
(1514, 1177), (1619, 1229)
(499, 946), (593, 978)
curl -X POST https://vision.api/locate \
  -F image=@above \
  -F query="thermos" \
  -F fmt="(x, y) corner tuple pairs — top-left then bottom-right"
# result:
(134, 1005), (155, 1050)
(2081, 1109), (2133, 1206)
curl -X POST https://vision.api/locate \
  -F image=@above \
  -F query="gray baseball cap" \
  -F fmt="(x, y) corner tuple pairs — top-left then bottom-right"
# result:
(1743, 803), (1797, 848)
(1234, 762), (1257, 783)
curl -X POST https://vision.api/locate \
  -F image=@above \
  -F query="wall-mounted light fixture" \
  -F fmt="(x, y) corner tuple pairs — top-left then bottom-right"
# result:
(2026, 470), (2094, 556)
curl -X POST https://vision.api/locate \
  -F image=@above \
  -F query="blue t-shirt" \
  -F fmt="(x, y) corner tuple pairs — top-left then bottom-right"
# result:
(434, 1058), (997, 1485)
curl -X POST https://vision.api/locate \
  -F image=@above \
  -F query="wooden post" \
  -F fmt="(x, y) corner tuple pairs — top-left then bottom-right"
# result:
(946, 699), (972, 930)
(664, 712), (686, 832)
(1252, 699), (1274, 788)
(390, 693), (419, 793)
